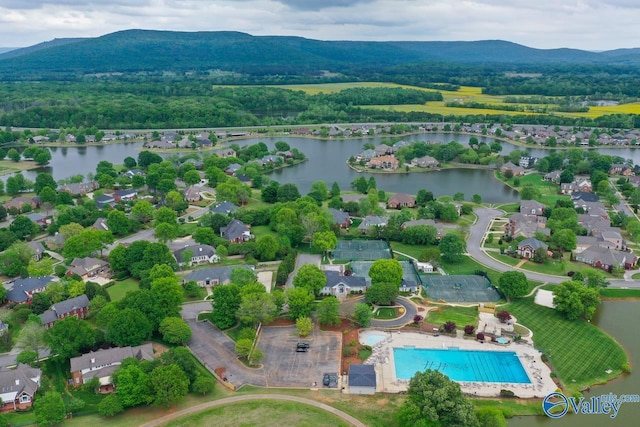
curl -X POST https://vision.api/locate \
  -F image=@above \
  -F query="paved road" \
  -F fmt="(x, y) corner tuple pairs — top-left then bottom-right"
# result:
(370, 297), (417, 328)
(140, 394), (367, 427)
(469, 207), (640, 288)
(181, 302), (267, 388)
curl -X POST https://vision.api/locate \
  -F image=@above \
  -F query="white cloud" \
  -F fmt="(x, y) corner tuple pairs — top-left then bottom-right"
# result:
(0, 0), (638, 50)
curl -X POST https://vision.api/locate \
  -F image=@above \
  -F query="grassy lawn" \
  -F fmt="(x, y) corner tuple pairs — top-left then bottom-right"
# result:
(599, 288), (640, 299)
(487, 253), (521, 266)
(374, 307), (398, 319)
(390, 241), (426, 259)
(473, 398), (544, 417)
(252, 225), (278, 239)
(426, 305), (478, 328)
(506, 297), (627, 394)
(165, 399), (351, 427)
(178, 222), (200, 237)
(440, 255), (503, 284)
(515, 254), (617, 278)
(107, 278), (140, 301)
(632, 272), (640, 280)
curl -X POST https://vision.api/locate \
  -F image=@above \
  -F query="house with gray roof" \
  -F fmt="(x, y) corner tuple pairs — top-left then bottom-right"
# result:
(183, 265), (254, 287)
(520, 200), (546, 216)
(57, 181), (99, 196)
(95, 194), (115, 209)
(0, 364), (42, 411)
(5, 277), (55, 304)
(66, 257), (109, 279)
(173, 244), (219, 267)
(575, 246), (638, 272)
(211, 201), (239, 216)
(70, 344), (154, 392)
(505, 214), (549, 239)
(320, 270), (368, 296)
(220, 219), (252, 243)
(224, 163), (242, 175)
(92, 218), (109, 231)
(328, 208), (351, 228)
(358, 216), (388, 233)
(578, 214), (612, 237)
(39, 294), (90, 329)
(348, 364), (376, 395)
(411, 155), (439, 168)
(401, 219), (444, 238)
(26, 241), (45, 261)
(543, 170), (562, 183)
(517, 238), (548, 259)
(355, 149), (376, 162)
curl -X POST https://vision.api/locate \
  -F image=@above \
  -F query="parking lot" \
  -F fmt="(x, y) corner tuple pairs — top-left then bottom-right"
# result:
(260, 326), (341, 388)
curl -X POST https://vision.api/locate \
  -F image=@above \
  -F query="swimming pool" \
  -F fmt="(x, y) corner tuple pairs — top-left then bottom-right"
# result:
(393, 348), (531, 383)
(361, 331), (388, 347)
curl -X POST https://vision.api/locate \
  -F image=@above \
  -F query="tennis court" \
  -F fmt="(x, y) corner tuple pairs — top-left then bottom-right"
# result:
(331, 239), (391, 261)
(422, 275), (501, 302)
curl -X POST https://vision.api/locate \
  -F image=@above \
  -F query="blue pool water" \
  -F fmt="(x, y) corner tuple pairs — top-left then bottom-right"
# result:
(362, 332), (387, 346)
(394, 348), (531, 383)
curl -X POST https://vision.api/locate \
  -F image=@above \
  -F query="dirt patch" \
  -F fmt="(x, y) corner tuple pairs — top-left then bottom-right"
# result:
(265, 317), (296, 327)
(152, 342), (170, 356)
(321, 318), (361, 374)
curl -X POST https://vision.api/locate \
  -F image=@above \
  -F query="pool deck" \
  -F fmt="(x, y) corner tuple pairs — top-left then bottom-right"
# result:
(360, 330), (557, 398)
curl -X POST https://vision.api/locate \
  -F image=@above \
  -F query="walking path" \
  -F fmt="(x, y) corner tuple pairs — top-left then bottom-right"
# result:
(139, 394), (367, 427)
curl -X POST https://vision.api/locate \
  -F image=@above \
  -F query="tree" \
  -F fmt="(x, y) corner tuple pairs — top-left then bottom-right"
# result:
(316, 295), (341, 327)
(309, 181), (329, 201)
(365, 282), (399, 306)
(399, 369), (479, 427)
(64, 229), (113, 258)
(150, 276), (184, 319)
(97, 393), (124, 417)
(34, 173), (57, 194)
(132, 200), (155, 224)
(235, 338), (254, 357)
(59, 222), (84, 240)
(236, 292), (277, 326)
(401, 225), (438, 245)
(553, 280), (601, 321)
(476, 407), (507, 427)
(419, 248), (441, 265)
(193, 227), (216, 245)
(113, 362), (151, 407)
(296, 316), (313, 337)
(439, 233), (466, 263)
(107, 308), (153, 346)
(312, 231), (338, 256)
(277, 183), (301, 202)
(16, 350), (38, 366)
(498, 271), (529, 299)
(353, 302), (372, 327)
(550, 228), (577, 251)
(154, 206), (178, 225)
(520, 184), (542, 201)
(46, 317), (96, 359)
(16, 319), (47, 361)
(583, 268), (610, 288)
(472, 194), (482, 204)
(183, 169), (201, 186)
(10, 216), (38, 240)
(230, 267), (257, 286)
(0, 241), (34, 277)
(292, 264), (327, 295)
(368, 259), (403, 285)
(286, 287), (315, 320)
(34, 391), (66, 427)
(7, 148), (20, 162)
(33, 148), (52, 165)
(255, 235), (278, 261)
(154, 222), (179, 243)
(211, 285), (241, 329)
(192, 376), (215, 395)
(159, 317), (192, 344)
(27, 258), (53, 278)
(496, 310), (512, 323)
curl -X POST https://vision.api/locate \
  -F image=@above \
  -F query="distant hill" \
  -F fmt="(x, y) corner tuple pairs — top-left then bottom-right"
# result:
(0, 48), (17, 54)
(0, 29), (639, 78)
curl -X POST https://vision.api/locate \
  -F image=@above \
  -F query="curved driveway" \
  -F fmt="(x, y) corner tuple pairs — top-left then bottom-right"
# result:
(140, 394), (367, 427)
(469, 207), (640, 288)
(370, 297), (417, 328)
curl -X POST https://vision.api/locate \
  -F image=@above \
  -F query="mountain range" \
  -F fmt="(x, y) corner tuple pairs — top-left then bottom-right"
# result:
(1, 29), (640, 77)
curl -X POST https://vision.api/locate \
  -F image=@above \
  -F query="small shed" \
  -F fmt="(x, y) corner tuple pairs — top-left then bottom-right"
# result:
(348, 364), (376, 395)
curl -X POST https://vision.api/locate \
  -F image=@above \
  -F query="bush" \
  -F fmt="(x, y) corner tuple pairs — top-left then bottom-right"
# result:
(97, 394), (124, 417)
(476, 332), (485, 341)
(497, 310), (512, 323)
(463, 325), (475, 335)
(622, 362), (632, 373)
(443, 321), (456, 333)
(413, 314), (423, 324)
(499, 389), (516, 398)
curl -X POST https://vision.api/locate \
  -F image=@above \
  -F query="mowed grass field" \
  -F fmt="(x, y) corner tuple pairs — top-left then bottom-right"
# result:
(506, 297), (627, 393)
(165, 400), (351, 427)
(262, 82), (639, 119)
(426, 305), (479, 327)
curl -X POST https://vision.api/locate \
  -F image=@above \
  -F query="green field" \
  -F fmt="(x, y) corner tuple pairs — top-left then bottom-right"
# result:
(506, 297), (627, 394)
(374, 307), (398, 319)
(107, 278), (140, 301)
(599, 288), (640, 299)
(166, 399), (351, 427)
(426, 305), (479, 328)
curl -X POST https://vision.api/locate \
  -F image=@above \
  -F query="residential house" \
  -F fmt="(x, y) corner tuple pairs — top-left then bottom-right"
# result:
(0, 364), (42, 411)
(415, 261), (434, 273)
(519, 200), (546, 216)
(92, 218), (109, 232)
(600, 230), (626, 251)
(123, 169), (145, 179)
(183, 265), (253, 287)
(348, 364), (376, 395)
(224, 163), (242, 175)
(220, 219), (252, 243)
(355, 149), (376, 162)
(517, 238), (548, 259)
(328, 208), (351, 228)
(411, 156), (439, 168)
(46, 233), (65, 250)
(259, 155), (283, 166)
(401, 219), (444, 238)
(184, 185), (202, 202)
(578, 214), (612, 237)
(113, 189), (138, 202)
(66, 257), (109, 279)
(173, 244), (219, 267)
(320, 270), (368, 296)
(95, 194), (115, 209)
(387, 193), (416, 209)
(39, 294), (90, 329)
(518, 156), (539, 168)
(143, 140), (173, 149)
(290, 128), (311, 136)
(368, 155), (399, 170)
(216, 148), (236, 158)
(27, 213), (49, 228)
(561, 178), (592, 194)
(571, 192), (599, 204)
(575, 246), (638, 272)
(358, 216), (389, 233)
(400, 279), (420, 293)
(500, 162), (525, 176)
(505, 213), (549, 239)
(609, 164), (633, 176)
(374, 144), (394, 156)
(26, 241), (45, 261)
(5, 276), (55, 304)
(211, 201), (239, 216)
(3, 197), (38, 211)
(576, 202), (609, 219)
(543, 170), (562, 184)
(70, 344), (154, 392)
(234, 174), (252, 186)
(57, 181), (99, 197)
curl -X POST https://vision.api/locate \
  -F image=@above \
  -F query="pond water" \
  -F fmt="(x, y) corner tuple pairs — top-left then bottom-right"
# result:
(508, 300), (640, 427)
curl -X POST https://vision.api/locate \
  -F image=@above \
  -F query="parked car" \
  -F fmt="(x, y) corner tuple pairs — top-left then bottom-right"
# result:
(323, 374), (330, 386)
(296, 343), (309, 352)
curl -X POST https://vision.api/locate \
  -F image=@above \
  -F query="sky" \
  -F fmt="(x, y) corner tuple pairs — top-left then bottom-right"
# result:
(0, 0), (638, 51)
